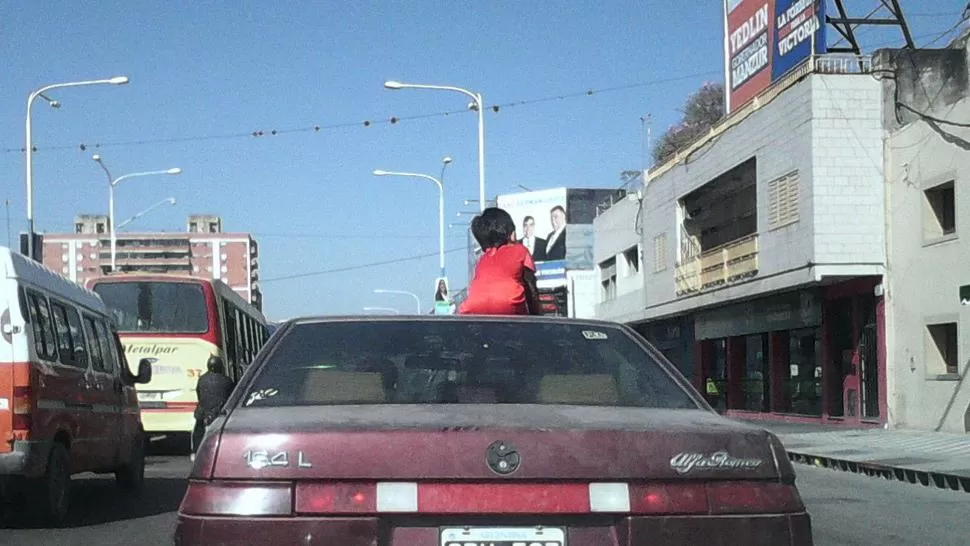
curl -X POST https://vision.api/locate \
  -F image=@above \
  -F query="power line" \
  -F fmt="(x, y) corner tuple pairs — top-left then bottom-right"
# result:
(1, 70), (720, 155)
(261, 245), (470, 283)
(897, 102), (970, 128)
(922, 18), (967, 48)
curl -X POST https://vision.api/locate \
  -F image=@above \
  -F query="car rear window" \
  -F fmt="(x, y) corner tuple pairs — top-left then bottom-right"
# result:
(240, 320), (700, 410)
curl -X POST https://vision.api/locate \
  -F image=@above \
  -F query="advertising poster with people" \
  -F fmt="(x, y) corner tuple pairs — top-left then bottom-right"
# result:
(723, 0), (826, 113)
(496, 188), (569, 287)
(433, 277), (455, 315)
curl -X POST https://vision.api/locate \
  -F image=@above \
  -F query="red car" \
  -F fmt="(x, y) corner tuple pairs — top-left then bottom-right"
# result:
(175, 316), (813, 546)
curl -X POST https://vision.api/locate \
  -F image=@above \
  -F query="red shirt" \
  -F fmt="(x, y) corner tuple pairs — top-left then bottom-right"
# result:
(460, 243), (536, 315)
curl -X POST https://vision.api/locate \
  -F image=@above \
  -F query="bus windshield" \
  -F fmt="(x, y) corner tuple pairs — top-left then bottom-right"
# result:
(92, 281), (208, 333)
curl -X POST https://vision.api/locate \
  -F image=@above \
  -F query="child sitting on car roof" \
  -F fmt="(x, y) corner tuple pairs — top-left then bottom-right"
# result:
(459, 207), (543, 316)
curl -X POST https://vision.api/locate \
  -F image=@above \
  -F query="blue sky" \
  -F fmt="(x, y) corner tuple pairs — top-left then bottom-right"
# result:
(1, 1), (966, 320)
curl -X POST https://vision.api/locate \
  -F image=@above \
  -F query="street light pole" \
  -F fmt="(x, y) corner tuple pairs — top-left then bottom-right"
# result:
(372, 167), (447, 278)
(92, 154), (182, 272)
(384, 81), (486, 212)
(373, 289), (421, 314)
(115, 197), (177, 231)
(24, 76), (130, 260)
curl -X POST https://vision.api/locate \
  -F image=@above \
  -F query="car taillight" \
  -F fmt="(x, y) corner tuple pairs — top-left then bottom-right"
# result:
(630, 483), (709, 514)
(178, 480), (804, 518)
(295, 482), (378, 514)
(180, 481), (292, 516)
(706, 482), (804, 514)
(630, 482), (804, 515)
(12, 386), (32, 433)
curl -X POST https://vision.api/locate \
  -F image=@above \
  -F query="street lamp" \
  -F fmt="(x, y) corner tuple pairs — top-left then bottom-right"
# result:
(24, 75), (130, 260)
(373, 289), (421, 314)
(363, 307), (401, 315)
(115, 197), (177, 231)
(384, 80), (486, 212)
(92, 154), (182, 272)
(373, 161), (450, 278)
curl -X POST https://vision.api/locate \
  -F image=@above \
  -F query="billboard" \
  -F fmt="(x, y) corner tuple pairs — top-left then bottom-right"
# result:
(464, 188), (618, 289)
(724, 0), (826, 113)
(497, 188), (569, 286)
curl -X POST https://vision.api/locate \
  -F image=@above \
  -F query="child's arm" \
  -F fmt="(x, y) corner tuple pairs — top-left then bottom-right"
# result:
(522, 268), (543, 315)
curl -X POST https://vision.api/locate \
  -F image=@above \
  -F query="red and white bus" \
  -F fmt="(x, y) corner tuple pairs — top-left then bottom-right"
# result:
(87, 274), (268, 451)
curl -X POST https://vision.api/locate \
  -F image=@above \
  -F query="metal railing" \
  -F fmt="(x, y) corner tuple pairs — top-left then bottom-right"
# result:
(674, 234), (759, 296)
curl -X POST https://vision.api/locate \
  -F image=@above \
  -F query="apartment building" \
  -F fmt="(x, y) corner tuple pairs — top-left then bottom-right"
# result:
(40, 214), (262, 310)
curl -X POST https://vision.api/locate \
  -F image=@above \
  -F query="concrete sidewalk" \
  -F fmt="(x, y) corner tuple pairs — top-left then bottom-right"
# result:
(740, 421), (970, 493)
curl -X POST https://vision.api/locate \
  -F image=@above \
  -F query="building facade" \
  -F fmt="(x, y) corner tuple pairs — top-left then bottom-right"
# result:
(879, 39), (970, 433)
(595, 55), (888, 427)
(40, 214), (262, 310)
(593, 189), (645, 324)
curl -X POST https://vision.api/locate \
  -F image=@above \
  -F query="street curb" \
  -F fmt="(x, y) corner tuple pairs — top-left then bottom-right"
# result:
(786, 450), (970, 494)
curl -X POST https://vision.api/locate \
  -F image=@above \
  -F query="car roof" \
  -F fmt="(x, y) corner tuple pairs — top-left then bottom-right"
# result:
(286, 314), (626, 329)
(0, 246), (106, 313)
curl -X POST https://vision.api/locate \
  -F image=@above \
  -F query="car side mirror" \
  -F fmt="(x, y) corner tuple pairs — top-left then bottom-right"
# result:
(135, 358), (153, 384)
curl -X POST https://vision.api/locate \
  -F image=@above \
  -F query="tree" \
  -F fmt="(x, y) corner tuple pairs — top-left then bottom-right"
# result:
(652, 82), (726, 165)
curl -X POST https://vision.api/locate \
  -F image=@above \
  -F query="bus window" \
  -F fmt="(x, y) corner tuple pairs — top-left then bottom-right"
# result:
(25, 291), (58, 361)
(51, 301), (87, 368)
(94, 320), (118, 374)
(64, 306), (89, 369)
(224, 305), (238, 371)
(92, 281), (207, 333)
(233, 308), (244, 365)
(243, 316), (254, 362)
(82, 316), (106, 372)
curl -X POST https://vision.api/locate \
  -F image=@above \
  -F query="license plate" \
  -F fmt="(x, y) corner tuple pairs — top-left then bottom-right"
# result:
(138, 392), (162, 401)
(440, 527), (565, 546)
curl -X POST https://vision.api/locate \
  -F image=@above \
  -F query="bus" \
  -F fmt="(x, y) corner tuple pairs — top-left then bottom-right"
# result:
(1, 248), (151, 522)
(87, 274), (268, 451)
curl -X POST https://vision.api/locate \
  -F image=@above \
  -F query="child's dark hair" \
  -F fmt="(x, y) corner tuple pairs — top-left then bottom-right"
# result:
(471, 207), (516, 249)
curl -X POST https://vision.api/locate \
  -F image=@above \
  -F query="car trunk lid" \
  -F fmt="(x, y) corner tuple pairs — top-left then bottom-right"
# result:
(210, 405), (780, 481)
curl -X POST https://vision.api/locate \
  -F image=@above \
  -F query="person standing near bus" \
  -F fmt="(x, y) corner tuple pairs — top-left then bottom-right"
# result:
(192, 355), (234, 458)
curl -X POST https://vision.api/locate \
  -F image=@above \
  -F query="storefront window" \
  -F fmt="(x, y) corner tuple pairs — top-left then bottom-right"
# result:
(786, 328), (822, 416)
(743, 334), (770, 412)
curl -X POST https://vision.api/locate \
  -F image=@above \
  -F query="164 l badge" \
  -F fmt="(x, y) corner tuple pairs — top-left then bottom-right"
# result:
(244, 450), (313, 470)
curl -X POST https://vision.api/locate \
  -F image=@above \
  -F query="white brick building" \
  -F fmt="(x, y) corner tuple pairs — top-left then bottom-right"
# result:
(595, 56), (889, 427)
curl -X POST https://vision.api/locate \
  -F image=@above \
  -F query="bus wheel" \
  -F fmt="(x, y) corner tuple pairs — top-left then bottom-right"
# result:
(116, 436), (146, 495)
(29, 442), (71, 524)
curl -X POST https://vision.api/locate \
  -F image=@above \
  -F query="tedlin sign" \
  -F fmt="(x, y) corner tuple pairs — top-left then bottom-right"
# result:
(723, 0), (827, 113)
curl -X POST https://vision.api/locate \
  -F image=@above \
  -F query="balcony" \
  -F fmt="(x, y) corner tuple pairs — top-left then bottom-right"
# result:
(674, 234), (759, 296)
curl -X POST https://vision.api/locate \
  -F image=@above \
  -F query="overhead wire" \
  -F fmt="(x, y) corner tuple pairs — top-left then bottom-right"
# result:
(2, 70), (721, 155)
(260, 246), (470, 283)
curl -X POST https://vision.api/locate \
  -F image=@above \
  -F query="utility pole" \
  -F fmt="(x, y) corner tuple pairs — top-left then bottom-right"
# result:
(640, 114), (652, 178)
(4, 199), (10, 249)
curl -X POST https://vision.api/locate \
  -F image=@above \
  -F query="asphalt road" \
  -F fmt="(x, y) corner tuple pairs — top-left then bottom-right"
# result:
(1, 458), (967, 545)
